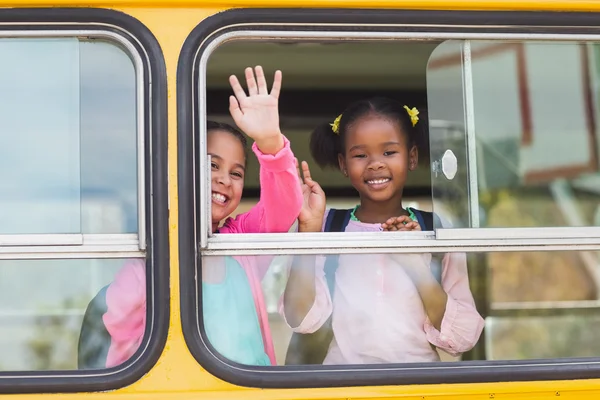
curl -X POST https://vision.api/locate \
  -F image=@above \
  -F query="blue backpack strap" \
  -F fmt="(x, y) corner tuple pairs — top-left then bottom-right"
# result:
(284, 209), (353, 366)
(408, 208), (443, 285)
(323, 209), (352, 294)
(78, 285), (111, 369)
(410, 206), (429, 231)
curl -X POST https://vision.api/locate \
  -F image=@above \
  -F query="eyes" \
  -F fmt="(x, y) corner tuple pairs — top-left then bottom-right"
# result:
(211, 162), (244, 179)
(351, 150), (398, 159)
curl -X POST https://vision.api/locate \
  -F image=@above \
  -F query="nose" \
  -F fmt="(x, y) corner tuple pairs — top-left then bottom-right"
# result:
(367, 158), (385, 171)
(213, 169), (231, 187)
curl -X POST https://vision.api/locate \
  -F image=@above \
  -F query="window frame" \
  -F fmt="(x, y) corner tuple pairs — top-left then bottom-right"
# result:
(0, 8), (168, 394)
(178, 7), (600, 389)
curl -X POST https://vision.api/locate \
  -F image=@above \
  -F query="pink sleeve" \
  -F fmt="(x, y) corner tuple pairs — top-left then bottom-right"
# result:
(424, 252), (485, 356)
(221, 136), (302, 234)
(103, 259), (147, 368)
(278, 254), (333, 334)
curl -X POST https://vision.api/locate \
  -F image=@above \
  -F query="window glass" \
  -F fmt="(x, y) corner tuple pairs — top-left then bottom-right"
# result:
(0, 38), (81, 235)
(0, 38), (138, 236)
(0, 258), (140, 371)
(428, 40), (600, 229)
(196, 37), (600, 374)
(79, 41), (138, 234)
(200, 248), (600, 366)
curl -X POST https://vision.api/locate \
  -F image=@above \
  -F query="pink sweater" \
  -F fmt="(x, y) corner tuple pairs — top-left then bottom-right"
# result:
(103, 137), (302, 367)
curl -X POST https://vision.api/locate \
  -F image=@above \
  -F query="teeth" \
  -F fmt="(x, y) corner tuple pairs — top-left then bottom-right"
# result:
(212, 193), (227, 203)
(368, 178), (390, 184)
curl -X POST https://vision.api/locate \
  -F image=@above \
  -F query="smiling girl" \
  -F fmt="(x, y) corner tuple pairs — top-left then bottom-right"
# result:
(282, 97), (484, 365)
(98, 66), (302, 368)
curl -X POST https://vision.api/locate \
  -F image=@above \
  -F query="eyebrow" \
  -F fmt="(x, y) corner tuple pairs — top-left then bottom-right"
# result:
(348, 141), (402, 152)
(208, 153), (245, 171)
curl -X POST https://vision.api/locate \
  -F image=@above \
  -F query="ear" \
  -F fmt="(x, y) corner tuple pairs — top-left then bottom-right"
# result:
(408, 145), (419, 171)
(338, 153), (348, 176)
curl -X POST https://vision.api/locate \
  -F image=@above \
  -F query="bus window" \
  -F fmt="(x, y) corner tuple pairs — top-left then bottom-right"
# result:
(0, 37), (149, 372)
(177, 13), (600, 386)
(201, 251), (483, 367)
(427, 40), (600, 231)
(204, 41), (438, 228)
(199, 248), (600, 367)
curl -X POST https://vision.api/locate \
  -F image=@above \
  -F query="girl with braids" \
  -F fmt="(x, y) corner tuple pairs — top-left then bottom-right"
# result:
(282, 97), (483, 365)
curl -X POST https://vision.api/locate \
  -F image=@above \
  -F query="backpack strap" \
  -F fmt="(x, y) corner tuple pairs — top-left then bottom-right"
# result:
(323, 209), (352, 294)
(408, 207), (444, 285)
(78, 285), (111, 369)
(284, 209), (352, 366)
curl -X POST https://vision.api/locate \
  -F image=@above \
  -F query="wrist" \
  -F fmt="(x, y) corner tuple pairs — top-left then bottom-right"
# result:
(255, 133), (284, 155)
(299, 220), (322, 233)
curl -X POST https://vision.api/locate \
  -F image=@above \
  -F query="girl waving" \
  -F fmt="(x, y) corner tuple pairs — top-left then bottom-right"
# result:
(82, 66), (302, 369)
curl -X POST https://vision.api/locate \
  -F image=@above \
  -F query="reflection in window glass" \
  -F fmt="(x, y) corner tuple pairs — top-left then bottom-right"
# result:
(427, 40), (600, 229)
(0, 38), (81, 234)
(201, 252), (483, 366)
(80, 41), (138, 234)
(200, 248), (600, 366)
(0, 38), (138, 236)
(0, 258), (138, 371)
(487, 315), (600, 360)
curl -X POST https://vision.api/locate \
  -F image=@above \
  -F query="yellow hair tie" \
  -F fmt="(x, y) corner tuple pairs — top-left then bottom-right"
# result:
(403, 105), (419, 127)
(330, 114), (342, 135)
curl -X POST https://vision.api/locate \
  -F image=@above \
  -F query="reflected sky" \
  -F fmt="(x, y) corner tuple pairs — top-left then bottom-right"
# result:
(0, 38), (138, 235)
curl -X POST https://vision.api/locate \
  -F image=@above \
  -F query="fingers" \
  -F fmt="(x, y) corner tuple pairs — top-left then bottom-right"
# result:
(407, 221), (421, 231)
(228, 96), (243, 122)
(254, 66), (268, 95)
(232, 66), (281, 99)
(300, 160), (324, 194)
(295, 158), (305, 184)
(244, 67), (258, 96)
(381, 217), (396, 230)
(228, 74), (247, 102)
(301, 161), (312, 182)
(395, 215), (413, 225)
(382, 217), (400, 231)
(398, 221), (420, 231)
(381, 216), (421, 231)
(270, 70), (282, 99)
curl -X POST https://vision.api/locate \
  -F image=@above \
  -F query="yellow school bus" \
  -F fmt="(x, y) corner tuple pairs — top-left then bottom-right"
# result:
(2, 0), (600, 398)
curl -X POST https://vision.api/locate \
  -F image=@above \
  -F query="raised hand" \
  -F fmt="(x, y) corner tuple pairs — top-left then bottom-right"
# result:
(381, 215), (421, 232)
(296, 159), (326, 232)
(228, 66), (283, 155)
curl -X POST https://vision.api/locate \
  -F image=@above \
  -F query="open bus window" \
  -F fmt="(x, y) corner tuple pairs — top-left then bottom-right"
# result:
(182, 24), (600, 385)
(0, 38), (148, 371)
(428, 40), (600, 231)
(205, 41), (437, 232)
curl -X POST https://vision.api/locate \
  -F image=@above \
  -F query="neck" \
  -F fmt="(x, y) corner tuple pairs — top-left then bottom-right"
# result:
(212, 221), (220, 233)
(355, 193), (407, 224)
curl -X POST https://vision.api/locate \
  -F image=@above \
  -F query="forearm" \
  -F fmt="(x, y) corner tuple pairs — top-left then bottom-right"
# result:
(390, 254), (448, 330)
(283, 254), (318, 328)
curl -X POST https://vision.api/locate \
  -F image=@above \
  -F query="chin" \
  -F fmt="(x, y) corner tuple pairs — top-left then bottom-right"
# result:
(212, 212), (227, 225)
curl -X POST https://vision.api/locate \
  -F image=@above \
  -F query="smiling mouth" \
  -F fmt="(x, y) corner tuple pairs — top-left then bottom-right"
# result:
(366, 178), (391, 185)
(211, 192), (229, 205)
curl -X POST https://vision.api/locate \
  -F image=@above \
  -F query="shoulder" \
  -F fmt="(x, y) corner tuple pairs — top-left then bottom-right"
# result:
(106, 259), (146, 306)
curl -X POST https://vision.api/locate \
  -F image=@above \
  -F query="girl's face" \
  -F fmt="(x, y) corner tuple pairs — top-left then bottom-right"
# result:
(207, 130), (246, 231)
(338, 115), (418, 206)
